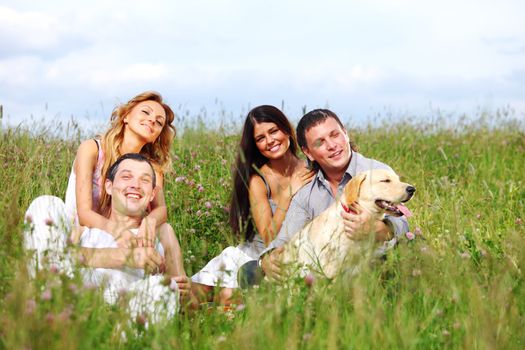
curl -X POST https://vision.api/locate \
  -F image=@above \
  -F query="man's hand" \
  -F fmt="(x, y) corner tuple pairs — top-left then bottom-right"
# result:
(341, 202), (376, 240)
(341, 203), (393, 241)
(171, 275), (191, 298)
(135, 216), (157, 248)
(261, 247), (285, 282)
(114, 229), (135, 248)
(129, 247), (165, 274)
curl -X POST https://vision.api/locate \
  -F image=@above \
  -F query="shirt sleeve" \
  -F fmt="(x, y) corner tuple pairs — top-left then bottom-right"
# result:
(261, 193), (311, 255)
(384, 214), (409, 238)
(373, 214), (410, 257)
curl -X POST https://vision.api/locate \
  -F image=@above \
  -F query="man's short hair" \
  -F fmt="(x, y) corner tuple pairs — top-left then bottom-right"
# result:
(106, 153), (157, 188)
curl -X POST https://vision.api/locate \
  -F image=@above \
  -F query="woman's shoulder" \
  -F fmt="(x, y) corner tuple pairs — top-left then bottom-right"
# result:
(75, 139), (100, 166)
(295, 159), (310, 173)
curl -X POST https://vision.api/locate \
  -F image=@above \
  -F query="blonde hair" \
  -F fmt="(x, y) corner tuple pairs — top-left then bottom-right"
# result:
(99, 91), (176, 216)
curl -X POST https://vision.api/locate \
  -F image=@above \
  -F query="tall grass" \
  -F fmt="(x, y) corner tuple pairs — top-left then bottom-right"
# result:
(0, 112), (523, 349)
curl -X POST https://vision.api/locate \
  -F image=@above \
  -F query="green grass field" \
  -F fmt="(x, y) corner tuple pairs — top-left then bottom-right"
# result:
(0, 112), (524, 349)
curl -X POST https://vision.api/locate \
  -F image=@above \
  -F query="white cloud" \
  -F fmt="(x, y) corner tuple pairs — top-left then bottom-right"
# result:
(0, 0), (523, 125)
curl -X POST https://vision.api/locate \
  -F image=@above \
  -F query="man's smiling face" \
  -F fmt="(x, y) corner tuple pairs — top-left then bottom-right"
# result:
(302, 117), (351, 174)
(105, 158), (157, 218)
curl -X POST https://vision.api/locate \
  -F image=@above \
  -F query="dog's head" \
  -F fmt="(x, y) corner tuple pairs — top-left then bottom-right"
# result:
(342, 169), (415, 218)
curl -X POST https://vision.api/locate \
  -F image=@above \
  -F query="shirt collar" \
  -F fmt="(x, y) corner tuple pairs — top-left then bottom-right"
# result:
(314, 149), (356, 185)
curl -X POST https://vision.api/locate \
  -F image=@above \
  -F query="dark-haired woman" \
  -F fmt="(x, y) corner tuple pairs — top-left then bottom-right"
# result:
(191, 105), (313, 304)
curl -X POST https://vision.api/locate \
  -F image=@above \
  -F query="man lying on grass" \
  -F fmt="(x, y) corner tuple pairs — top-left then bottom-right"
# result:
(25, 153), (190, 318)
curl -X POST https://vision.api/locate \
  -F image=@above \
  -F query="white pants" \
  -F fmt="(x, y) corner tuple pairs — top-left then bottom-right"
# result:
(24, 195), (179, 322)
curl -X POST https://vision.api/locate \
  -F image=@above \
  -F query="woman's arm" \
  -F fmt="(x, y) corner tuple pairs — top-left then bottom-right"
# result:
(249, 165), (314, 246)
(75, 140), (114, 233)
(248, 176), (291, 246)
(144, 171), (168, 226)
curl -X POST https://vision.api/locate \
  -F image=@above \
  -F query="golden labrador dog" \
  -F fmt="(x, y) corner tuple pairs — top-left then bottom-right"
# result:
(279, 168), (415, 279)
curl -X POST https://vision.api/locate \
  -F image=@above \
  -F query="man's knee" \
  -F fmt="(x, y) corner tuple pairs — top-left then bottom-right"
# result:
(237, 260), (264, 289)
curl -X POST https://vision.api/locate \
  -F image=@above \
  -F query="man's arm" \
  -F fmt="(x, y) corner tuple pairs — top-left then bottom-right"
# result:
(383, 215), (409, 238)
(78, 246), (164, 271)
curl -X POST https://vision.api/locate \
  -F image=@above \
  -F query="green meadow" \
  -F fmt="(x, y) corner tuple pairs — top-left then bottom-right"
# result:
(0, 111), (524, 349)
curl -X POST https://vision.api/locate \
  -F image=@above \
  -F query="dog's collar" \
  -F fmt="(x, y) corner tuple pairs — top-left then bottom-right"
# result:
(341, 202), (357, 214)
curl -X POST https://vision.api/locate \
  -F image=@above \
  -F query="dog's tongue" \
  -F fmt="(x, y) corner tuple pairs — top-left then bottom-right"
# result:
(396, 203), (413, 218)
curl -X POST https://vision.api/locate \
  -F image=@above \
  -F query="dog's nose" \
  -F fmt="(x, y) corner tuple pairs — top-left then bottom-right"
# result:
(406, 186), (416, 195)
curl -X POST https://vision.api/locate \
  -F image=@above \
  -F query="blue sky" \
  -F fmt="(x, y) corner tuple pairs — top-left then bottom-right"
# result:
(1, 0), (524, 128)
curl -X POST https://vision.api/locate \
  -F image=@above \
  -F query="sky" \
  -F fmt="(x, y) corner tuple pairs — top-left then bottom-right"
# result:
(1, 0), (524, 130)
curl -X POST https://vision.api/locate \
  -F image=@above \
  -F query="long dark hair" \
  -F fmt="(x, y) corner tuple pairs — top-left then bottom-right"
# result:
(229, 105), (298, 242)
(296, 109), (358, 171)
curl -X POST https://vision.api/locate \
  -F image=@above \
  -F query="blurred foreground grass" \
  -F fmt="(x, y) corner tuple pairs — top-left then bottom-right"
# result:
(0, 113), (524, 349)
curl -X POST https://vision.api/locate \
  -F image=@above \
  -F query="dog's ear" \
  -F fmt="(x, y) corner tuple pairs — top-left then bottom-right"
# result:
(343, 173), (367, 205)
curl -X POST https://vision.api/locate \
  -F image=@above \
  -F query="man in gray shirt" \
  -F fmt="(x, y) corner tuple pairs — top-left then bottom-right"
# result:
(239, 109), (410, 284)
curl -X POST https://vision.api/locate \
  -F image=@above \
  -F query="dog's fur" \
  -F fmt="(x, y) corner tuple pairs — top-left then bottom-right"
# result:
(279, 169), (415, 279)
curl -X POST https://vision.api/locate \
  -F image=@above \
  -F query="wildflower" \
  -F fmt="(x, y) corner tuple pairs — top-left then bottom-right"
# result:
(205, 201), (212, 209)
(45, 312), (55, 324)
(197, 184), (204, 192)
(235, 304), (246, 311)
(453, 321), (461, 330)
(217, 335), (227, 343)
(175, 176), (186, 183)
(187, 179), (195, 186)
(221, 159), (227, 165)
(414, 227), (422, 235)
(304, 273), (315, 287)
(420, 246), (428, 253)
(405, 231), (415, 240)
(118, 289), (128, 299)
(411, 269), (422, 277)
(44, 218), (54, 226)
(68, 283), (79, 295)
(136, 313), (147, 325)
(188, 229), (196, 234)
(49, 264), (59, 274)
(83, 282), (97, 290)
(475, 213), (481, 219)
(460, 252), (470, 259)
(58, 305), (73, 322)
(442, 329), (450, 337)
(516, 218), (522, 225)
(41, 289), (52, 301)
(173, 154), (180, 161)
(25, 299), (37, 315)
(196, 210), (202, 216)
(194, 165), (201, 171)
(435, 309), (444, 317)
(190, 255), (195, 262)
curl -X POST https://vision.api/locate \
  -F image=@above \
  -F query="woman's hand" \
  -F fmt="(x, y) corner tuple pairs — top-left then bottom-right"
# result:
(288, 169), (315, 197)
(135, 216), (157, 248)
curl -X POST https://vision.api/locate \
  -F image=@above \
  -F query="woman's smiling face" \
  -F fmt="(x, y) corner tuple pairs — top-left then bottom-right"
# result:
(124, 100), (166, 143)
(253, 122), (291, 160)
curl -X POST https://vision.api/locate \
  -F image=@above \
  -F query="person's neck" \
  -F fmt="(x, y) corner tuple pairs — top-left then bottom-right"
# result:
(267, 151), (298, 177)
(109, 210), (142, 230)
(120, 133), (146, 154)
(322, 155), (352, 188)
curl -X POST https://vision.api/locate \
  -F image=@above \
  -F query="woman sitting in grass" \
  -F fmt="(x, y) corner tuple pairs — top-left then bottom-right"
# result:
(191, 105), (314, 304)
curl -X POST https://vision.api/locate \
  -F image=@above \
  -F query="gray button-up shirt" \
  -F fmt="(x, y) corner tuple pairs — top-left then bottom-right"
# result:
(264, 151), (410, 254)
